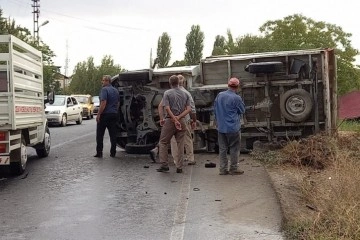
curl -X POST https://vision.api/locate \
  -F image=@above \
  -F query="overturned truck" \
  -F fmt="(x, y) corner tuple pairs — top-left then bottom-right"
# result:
(112, 49), (337, 154)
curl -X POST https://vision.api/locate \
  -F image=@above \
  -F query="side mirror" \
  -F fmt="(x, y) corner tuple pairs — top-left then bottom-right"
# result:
(45, 91), (55, 104)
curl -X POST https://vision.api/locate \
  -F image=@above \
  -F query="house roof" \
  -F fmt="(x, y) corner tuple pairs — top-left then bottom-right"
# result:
(339, 90), (360, 119)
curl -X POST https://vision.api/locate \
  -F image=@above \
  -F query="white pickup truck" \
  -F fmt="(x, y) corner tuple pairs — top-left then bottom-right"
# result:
(0, 35), (53, 175)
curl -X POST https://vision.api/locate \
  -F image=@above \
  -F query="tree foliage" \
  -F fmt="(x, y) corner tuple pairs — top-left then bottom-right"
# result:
(259, 14), (359, 95)
(212, 35), (226, 56)
(184, 25), (204, 65)
(156, 32), (172, 68)
(69, 55), (122, 96)
(171, 60), (187, 67)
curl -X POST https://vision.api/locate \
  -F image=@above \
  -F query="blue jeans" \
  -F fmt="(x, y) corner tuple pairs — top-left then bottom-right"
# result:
(218, 131), (241, 173)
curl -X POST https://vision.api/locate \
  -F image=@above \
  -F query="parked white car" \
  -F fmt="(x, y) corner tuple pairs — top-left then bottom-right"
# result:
(45, 95), (83, 127)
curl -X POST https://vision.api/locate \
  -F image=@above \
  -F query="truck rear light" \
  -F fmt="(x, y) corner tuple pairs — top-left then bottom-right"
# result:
(0, 143), (6, 153)
(0, 132), (5, 141)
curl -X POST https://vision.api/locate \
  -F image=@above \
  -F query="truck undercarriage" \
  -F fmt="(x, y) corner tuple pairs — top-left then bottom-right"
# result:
(112, 49), (337, 154)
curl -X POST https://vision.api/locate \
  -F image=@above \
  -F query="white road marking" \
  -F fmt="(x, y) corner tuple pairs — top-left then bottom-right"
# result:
(170, 166), (193, 240)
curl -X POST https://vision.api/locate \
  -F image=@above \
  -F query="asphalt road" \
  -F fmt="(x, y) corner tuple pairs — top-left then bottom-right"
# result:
(0, 119), (284, 240)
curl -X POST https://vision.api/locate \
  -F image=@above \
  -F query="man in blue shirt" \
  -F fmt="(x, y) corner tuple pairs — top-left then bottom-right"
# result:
(94, 75), (119, 158)
(214, 77), (246, 175)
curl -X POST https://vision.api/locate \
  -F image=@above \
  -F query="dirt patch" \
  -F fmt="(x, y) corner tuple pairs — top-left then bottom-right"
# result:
(265, 165), (317, 224)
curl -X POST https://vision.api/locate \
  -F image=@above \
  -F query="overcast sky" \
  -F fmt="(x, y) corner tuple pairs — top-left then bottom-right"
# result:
(1, 0), (359, 75)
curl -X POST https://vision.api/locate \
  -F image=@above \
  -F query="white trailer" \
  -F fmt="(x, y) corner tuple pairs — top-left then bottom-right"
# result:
(0, 35), (52, 175)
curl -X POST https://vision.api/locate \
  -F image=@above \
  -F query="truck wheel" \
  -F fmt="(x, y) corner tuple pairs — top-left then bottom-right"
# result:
(247, 62), (283, 74)
(10, 134), (27, 175)
(60, 114), (67, 127)
(90, 112), (94, 119)
(280, 89), (313, 122)
(76, 113), (83, 124)
(36, 126), (51, 158)
(116, 137), (127, 149)
(125, 143), (156, 154)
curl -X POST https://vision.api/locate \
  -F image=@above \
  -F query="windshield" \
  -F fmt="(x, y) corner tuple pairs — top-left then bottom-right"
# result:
(74, 96), (88, 104)
(47, 96), (65, 106)
(92, 96), (100, 103)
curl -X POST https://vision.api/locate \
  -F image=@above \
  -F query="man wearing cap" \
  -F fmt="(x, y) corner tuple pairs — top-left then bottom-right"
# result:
(214, 77), (246, 175)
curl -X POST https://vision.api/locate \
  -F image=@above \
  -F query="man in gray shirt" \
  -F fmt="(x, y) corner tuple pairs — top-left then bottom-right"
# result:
(156, 75), (191, 173)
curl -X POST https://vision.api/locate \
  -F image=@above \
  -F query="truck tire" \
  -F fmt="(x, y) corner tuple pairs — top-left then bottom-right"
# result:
(280, 88), (313, 122)
(125, 143), (156, 154)
(76, 113), (83, 124)
(116, 137), (127, 149)
(35, 126), (51, 158)
(10, 134), (27, 175)
(247, 62), (283, 74)
(60, 114), (67, 127)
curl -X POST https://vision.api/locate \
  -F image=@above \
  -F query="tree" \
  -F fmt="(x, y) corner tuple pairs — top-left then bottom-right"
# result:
(184, 25), (204, 65)
(233, 34), (271, 54)
(211, 35), (226, 56)
(171, 60), (187, 67)
(258, 14), (360, 95)
(156, 32), (172, 68)
(69, 55), (122, 96)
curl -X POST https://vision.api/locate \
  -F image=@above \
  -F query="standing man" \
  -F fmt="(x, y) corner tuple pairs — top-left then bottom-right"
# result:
(170, 75), (197, 165)
(156, 75), (191, 173)
(150, 75), (196, 165)
(94, 75), (120, 158)
(214, 77), (245, 175)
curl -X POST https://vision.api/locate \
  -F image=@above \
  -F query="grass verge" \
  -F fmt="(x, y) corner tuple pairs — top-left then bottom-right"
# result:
(252, 131), (360, 239)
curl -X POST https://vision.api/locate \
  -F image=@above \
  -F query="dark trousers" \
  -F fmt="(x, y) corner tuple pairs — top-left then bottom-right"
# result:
(96, 113), (118, 155)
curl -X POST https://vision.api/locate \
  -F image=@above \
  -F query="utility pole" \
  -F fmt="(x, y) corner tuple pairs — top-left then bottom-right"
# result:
(31, 0), (40, 41)
(64, 40), (70, 92)
(65, 40), (69, 77)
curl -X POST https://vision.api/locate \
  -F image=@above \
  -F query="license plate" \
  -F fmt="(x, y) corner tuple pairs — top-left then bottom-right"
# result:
(0, 156), (10, 165)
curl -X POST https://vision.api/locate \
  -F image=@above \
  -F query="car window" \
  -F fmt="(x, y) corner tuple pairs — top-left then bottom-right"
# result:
(71, 97), (78, 105)
(92, 96), (100, 103)
(48, 96), (65, 106)
(74, 96), (87, 103)
(67, 97), (73, 105)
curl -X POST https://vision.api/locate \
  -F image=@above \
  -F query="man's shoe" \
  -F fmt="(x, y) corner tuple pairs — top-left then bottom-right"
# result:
(156, 166), (169, 172)
(229, 169), (244, 175)
(176, 168), (183, 173)
(219, 171), (229, 175)
(93, 153), (103, 158)
(110, 153), (116, 158)
(188, 161), (196, 165)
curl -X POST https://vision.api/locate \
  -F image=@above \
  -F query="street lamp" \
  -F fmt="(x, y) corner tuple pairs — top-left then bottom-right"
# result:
(37, 20), (49, 44)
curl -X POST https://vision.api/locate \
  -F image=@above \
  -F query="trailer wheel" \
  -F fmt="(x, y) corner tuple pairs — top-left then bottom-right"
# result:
(35, 126), (51, 158)
(280, 89), (313, 122)
(125, 143), (156, 154)
(10, 134), (27, 175)
(116, 137), (127, 149)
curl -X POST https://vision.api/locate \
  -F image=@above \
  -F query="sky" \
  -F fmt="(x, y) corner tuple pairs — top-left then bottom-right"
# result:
(1, 0), (359, 76)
